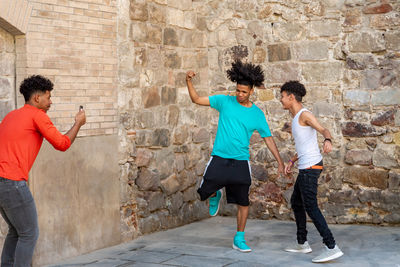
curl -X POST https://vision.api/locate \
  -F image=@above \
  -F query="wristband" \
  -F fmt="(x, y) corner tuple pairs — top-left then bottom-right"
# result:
(289, 159), (294, 165)
(324, 138), (332, 143)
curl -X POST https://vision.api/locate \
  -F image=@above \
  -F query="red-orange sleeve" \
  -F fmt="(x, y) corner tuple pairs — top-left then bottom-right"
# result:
(33, 110), (71, 151)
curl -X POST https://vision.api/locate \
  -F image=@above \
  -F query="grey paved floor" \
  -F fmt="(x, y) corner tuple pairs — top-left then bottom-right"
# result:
(47, 217), (400, 267)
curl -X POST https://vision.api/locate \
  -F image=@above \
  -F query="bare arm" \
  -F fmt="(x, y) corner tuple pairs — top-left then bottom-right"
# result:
(186, 71), (210, 106)
(263, 136), (284, 175)
(65, 110), (86, 144)
(301, 111), (332, 153)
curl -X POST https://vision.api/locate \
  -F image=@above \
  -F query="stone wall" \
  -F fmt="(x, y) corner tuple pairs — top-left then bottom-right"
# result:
(0, 27), (15, 121)
(119, 0), (400, 240)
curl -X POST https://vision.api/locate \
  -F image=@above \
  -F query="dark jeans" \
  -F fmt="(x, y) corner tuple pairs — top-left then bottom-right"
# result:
(0, 177), (39, 267)
(291, 164), (336, 249)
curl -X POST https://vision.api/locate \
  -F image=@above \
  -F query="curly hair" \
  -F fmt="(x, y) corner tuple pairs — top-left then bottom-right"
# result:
(280, 81), (306, 102)
(226, 60), (264, 88)
(19, 75), (53, 102)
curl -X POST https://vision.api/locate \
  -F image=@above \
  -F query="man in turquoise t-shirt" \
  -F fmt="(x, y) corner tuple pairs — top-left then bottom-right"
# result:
(186, 61), (285, 252)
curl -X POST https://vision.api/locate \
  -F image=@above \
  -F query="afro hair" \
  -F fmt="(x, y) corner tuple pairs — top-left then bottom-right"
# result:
(19, 75), (53, 102)
(280, 81), (306, 102)
(226, 60), (264, 88)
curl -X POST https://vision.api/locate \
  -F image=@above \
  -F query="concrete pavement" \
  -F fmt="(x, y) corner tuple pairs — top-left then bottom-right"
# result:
(47, 217), (400, 267)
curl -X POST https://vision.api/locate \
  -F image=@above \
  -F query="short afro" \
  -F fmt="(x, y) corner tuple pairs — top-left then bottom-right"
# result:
(280, 81), (306, 102)
(19, 75), (53, 102)
(227, 60), (264, 88)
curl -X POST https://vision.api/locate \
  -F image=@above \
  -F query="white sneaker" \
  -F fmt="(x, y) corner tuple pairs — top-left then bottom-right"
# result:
(312, 245), (344, 263)
(284, 241), (312, 253)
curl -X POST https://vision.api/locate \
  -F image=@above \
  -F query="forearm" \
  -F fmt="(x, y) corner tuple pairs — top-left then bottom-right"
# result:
(65, 122), (82, 145)
(264, 137), (284, 165)
(321, 129), (332, 140)
(186, 79), (199, 103)
(289, 154), (298, 163)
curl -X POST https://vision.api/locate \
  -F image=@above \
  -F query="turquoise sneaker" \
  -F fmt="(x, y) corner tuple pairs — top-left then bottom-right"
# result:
(233, 232), (252, 252)
(209, 189), (222, 216)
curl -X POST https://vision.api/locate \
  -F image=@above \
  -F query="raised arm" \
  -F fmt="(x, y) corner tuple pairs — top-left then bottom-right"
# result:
(186, 71), (210, 106)
(301, 111), (332, 154)
(65, 109), (86, 144)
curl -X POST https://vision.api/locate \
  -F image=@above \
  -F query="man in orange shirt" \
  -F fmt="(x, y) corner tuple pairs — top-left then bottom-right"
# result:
(0, 75), (86, 266)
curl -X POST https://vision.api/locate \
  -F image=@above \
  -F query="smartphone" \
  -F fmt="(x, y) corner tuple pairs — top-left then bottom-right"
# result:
(79, 105), (84, 111)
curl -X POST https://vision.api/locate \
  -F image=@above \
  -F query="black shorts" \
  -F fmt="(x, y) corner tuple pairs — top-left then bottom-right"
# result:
(197, 155), (252, 206)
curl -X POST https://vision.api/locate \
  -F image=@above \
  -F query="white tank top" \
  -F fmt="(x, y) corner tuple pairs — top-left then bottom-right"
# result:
(292, 108), (323, 169)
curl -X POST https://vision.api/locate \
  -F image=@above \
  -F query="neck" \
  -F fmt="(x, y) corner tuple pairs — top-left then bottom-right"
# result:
(289, 102), (303, 117)
(238, 99), (252, 107)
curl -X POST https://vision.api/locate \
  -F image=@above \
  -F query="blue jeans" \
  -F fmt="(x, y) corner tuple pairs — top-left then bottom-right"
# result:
(0, 177), (39, 267)
(291, 164), (336, 248)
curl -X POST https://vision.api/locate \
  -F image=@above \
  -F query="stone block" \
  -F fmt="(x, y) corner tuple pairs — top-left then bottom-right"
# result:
(146, 24), (162, 44)
(163, 51), (181, 69)
(396, 110), (400, 127)
(370, 13), (400, 29)
(360, 69), (397, 90)
(258, 4), (272, 19)
(343, 90), (370, 106)
(293, 40), (329, 61)
(312, 102), (340, 118)
(137, 110), (155, 129)
(265, 63), (301, 83)
(146, 48), (162, 69)
(341, 122), (386, 137)
(255, 147), (273, 163)
(192, 32), (207, 48)
(138, 215), (160, 234)
(142, 86), (160, 108)
(161, 86), (177, 105)
(131, 22), (147, 42)
(309, 20), (340, 37)
(192, 128), (209, 143)
(371, 88), (400, 106)
(167, 7), (185, 28)
(184, 11), (196, 30)
(167, 192), (183, 215)
(0, 100), (12, 121)
(302, 62), (342, 83)
(135, 149), (153, 167)
(274, 22), (305, 41)
(217, 26), (236, 47)
(183, 186), (198, 202)
(173, 126), (188, 145)
(257, 89), (274, 101)
(167, 0), (192, 10)
(168, 105), (179, 127)
(151, 128), (170, 147)
(348, 32), (385, 52)
(253, 47), (266, 63)
(358, 190), (382, 203)
(344, 149), (372, 165)
(0, 54), (14, 76)
(363, 3), (393, 14)
(160, 174), (180, 195)
(144, 191), (165, 211)
(345, 54), (376, 70)
(129, 1), (148, 21)
(0, 77), (12, 98)
(371, 110), (395, 126)
(268, 44), (291, 62)
(343, 167), (388, 189)
(175, 154), (185, 173)
(250, 164), (268, 181)
(389, 171), (400, 190)
(163, 28), (178, 46)
(135, 130), (152, 146)
(385, 31), (400, 50)
(395, 132), (400, 146)
(136, 168), (160, 191)
(149, 4), (166, 24)
(373, 143), (399, 169)
(343, 8), (361, 27)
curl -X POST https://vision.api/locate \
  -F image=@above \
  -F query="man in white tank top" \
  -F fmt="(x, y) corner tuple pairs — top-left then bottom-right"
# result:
(280, 81), (343, 263)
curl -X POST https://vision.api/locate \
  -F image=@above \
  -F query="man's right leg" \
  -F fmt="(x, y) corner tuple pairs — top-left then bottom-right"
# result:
(0, 207), (18, 267)
(0, 180), (39, 267)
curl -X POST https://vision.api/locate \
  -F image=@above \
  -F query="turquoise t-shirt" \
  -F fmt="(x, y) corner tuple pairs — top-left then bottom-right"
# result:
(209, 95), (272, 160)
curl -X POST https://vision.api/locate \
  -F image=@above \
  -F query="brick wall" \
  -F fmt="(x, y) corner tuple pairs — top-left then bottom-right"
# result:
(22, 0), (118, 135)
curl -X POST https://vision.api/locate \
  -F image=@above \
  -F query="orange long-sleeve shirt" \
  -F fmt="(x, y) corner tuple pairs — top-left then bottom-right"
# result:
(0, 104), (71, 181)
